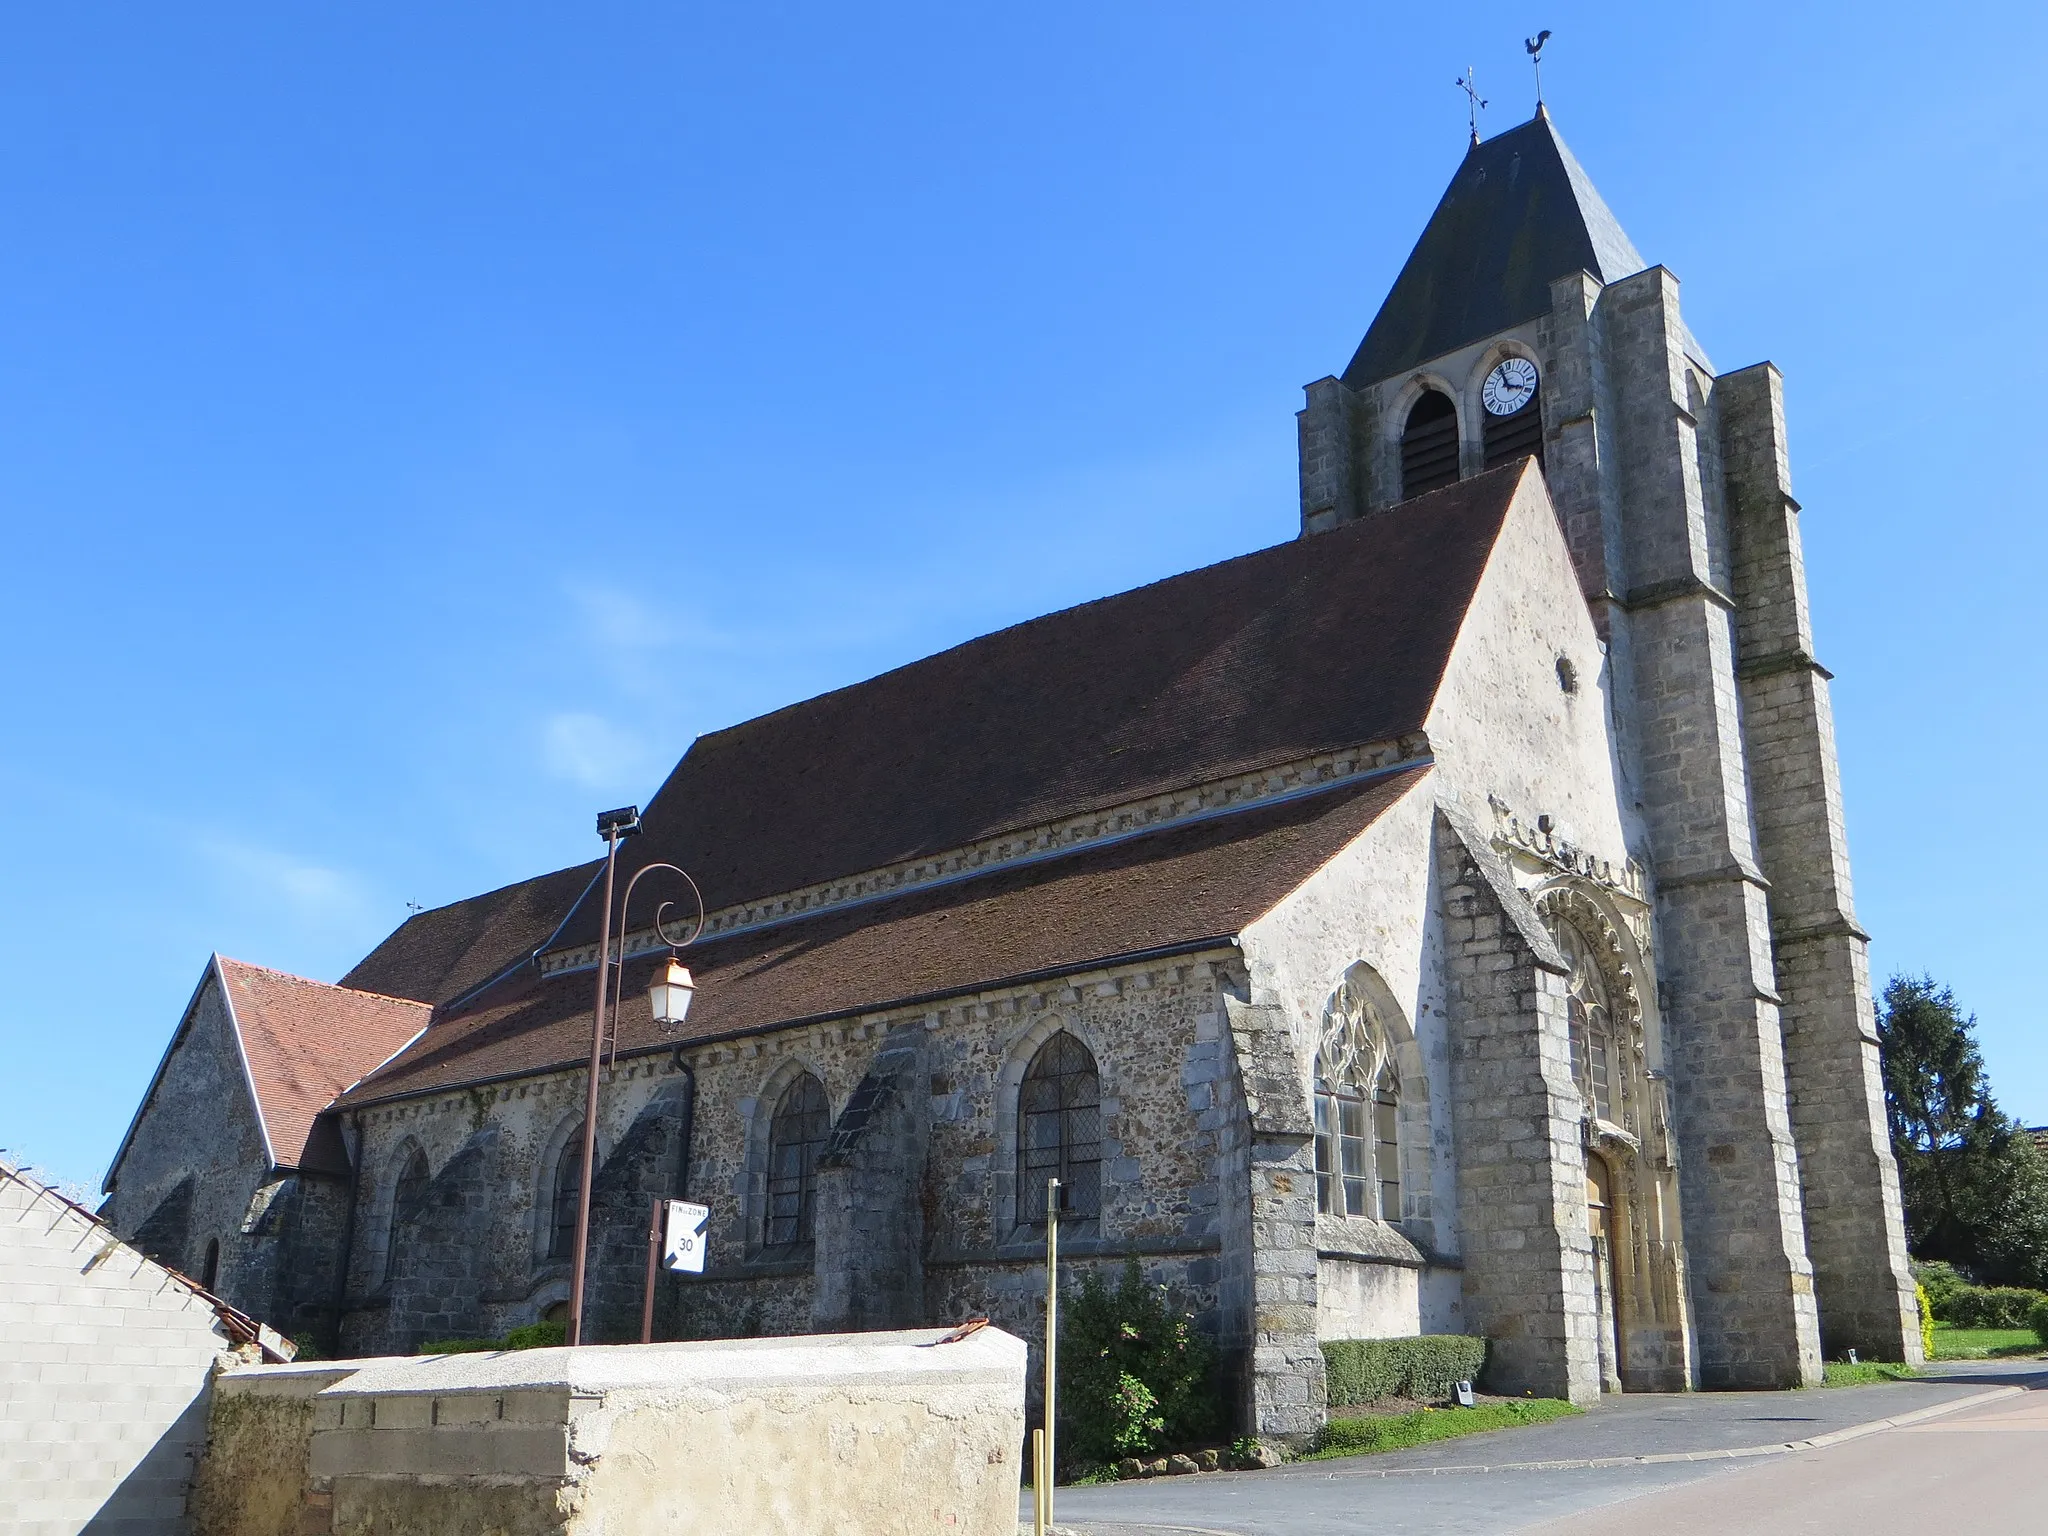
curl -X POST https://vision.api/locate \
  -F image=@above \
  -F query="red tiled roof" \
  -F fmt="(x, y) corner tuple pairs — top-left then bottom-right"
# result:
(546, 466), (1526, 954)
(217, 959), (431, 1171)
(340, 862), (600, 1007)
(337, 764), (1431, 1106)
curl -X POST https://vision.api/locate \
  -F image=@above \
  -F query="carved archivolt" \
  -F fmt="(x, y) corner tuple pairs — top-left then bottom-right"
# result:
(1535, 886), (1647, 1140)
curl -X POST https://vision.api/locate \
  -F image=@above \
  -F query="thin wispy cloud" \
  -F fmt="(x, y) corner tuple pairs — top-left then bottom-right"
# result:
(541, 711), (659, 791)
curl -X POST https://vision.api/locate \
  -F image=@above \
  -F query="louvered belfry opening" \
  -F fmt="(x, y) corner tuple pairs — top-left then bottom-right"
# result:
(1400, 390), (1460, 500)
(1483, 385), (1544, 472)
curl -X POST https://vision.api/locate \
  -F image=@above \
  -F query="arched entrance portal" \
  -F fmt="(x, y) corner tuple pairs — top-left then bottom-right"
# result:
(1586, 1154), (1623, 1393)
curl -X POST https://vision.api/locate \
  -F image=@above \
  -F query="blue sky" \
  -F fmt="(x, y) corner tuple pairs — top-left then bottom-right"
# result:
(0, 3), (2042, 1194)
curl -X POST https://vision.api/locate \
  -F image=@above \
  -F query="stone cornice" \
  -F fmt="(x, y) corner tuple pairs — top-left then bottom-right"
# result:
(1487, 794), (1648, 904)
(538, 735), (1431, 976)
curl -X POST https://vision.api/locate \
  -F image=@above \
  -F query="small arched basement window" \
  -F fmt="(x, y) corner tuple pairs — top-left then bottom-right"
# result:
(1017, 1033), (1102, 1224)
(548, 1130), (584, 1261)
(1482, 365), (1544, 472)
(386, 1147), (429, 1282)
(1400, 390), (1461, 499)
(1314, 977), (1402, 1221)
(765, 1074), (829, 1249)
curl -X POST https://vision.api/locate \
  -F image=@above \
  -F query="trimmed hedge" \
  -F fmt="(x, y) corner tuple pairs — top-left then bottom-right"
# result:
(1321, 1335), (1488, 1408)
(2031, 1296), (2048, 1348)
(1943, 1285), (2048, 1329)
(421, 1321), (567, 1355)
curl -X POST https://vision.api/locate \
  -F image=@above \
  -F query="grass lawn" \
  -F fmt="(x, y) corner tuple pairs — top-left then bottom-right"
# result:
(1304, 1398), (1580, 1460)
(1931, 1326), (2044, 1360)
(1822, 1360), (1919, 1386)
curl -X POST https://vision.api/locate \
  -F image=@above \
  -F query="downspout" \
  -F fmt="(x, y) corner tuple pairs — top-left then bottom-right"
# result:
(327, 1111), (364, 1358)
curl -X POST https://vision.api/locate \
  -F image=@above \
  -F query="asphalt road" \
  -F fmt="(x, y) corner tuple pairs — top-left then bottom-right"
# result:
(1029, 1360), (2045, 1536)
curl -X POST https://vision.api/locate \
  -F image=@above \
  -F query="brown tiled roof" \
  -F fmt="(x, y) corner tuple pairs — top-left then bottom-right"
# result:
(338, 764), (1432, 1106)
(340, 862), (600, 1007)
(217, 959), (431, 1170)
(547, 466), (1526, 954)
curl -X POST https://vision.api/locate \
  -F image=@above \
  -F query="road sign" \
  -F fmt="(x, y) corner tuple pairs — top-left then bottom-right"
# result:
(662, 1200), (710, 1274)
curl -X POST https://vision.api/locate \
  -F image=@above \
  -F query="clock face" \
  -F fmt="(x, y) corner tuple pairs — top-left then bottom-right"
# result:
(1482, 357), (1539, 417)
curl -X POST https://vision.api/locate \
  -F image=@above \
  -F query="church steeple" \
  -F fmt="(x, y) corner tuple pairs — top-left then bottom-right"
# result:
(1342, 114), (1643, 390)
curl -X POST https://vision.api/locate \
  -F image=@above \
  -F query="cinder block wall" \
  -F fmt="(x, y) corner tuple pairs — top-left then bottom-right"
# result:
(1, 1159), (230, 1536)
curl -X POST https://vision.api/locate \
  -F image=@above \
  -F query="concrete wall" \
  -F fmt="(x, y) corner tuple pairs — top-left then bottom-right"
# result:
(200, 1327), (1027, 1536)
(2, 1158), (232, 1536)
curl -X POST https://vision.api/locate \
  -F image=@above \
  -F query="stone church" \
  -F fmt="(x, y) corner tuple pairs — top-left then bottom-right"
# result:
(101, 110), (1920, 1441)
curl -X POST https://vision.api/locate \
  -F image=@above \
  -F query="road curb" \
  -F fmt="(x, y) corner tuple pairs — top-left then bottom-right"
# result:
(1311, 1384), (2025, 1478)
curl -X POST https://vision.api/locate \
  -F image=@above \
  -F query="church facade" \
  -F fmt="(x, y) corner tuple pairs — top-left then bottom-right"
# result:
(101, 111), (1919, 1442)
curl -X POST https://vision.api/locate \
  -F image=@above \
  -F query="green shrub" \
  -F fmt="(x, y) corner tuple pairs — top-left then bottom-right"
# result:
(1915, 1281), (1937, 1361)
(2030, 1296), (2048, 1348)
(1059, 1257), (1220, 1470)
(421, 1320), (567, 1356)
(1320, 1335), (1488, 1408)
(1912, 1261), (1966, 1320)
(1942, 1285), (2048, 1329)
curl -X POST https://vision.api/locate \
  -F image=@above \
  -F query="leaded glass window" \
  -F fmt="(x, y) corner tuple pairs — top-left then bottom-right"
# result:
(1314, 976), (1402, 1220)
(1018, 1033), (1101, 1224)
(386, 1146), (428, 1282)
(1555, 919), (1619, 1122)
(765, 1074), (828, 1249)
(548, 1129), (583, 1261)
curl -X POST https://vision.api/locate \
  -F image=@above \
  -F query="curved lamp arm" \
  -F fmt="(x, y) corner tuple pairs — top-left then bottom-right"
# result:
(606, 862), (706, 1064)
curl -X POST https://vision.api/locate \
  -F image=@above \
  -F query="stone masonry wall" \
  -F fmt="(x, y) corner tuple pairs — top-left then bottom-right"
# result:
(1718, 361), (1920, 1362)
(1432, 815), (1602, 1404)
(2, 1159), (232, 1536)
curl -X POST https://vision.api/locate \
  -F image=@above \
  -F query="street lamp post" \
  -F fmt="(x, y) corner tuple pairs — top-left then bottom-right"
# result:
(566, 806), (703, 1348)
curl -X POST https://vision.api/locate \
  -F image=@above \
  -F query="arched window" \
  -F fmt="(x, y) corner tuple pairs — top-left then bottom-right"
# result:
(765, 1074), (829, 1249)
(548, 1129), (584, 1261)
(1481, 359), (1544, 472)
(1314, 976), (1402, 1221)
(1400, 390), (1460, 499)
(385, 1146), (428, 1283)
(200, 1237), (221, 1292)
(1017, 1033), (1101, 1224)
(1554, 919), (1618, 1121)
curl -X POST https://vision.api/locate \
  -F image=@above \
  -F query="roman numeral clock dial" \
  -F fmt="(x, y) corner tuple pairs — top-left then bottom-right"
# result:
(1483, 356), (1539, 416)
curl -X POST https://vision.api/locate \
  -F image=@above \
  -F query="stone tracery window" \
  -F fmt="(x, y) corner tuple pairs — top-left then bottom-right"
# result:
(1554, 918), (1619, 1122)
(1314, 977), (1402, 1221)
(1017, 1032), (1101, 1224)
(765, 1073), (828, 1249)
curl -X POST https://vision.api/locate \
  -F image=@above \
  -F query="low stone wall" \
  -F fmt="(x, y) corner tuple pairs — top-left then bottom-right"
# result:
(200, 1325), (1027, 1536)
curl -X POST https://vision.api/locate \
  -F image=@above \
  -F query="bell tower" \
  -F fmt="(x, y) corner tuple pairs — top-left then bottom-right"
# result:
(1303, 109), (1920, 1380)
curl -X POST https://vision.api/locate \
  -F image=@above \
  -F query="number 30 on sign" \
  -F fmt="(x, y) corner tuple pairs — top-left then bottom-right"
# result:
(662, 1200), (710, 1274)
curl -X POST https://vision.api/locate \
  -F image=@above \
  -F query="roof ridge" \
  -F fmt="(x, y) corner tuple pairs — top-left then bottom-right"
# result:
(219, 954), (434, 1011)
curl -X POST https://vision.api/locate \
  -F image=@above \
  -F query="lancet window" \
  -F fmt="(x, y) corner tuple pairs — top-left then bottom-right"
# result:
(765, 1074), (829, 1249)
(547, 1129), (584, 1261)
(1400, 390), (1461, 499)
(386, 1146), (429, 1282)
(1017, 1032), (1102, 1224)
(1314, 978), (1402, 1221)
(1554, 919), (1619, 1122)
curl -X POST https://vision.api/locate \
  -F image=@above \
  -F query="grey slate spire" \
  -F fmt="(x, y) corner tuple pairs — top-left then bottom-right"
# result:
(1343, 110), (1644, 389)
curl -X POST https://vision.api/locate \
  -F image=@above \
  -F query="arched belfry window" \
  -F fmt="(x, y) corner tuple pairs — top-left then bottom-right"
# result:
(1017, 1033), (1101, 1224)
(1481, 357), (1544, 472)
(765, 1074), (828, 1249)
(1554, 919), (1618, 1122)
(548, 1129), (584, 1261)
(1314, 976), (1402, 1221)
(386, 1146), (429, 1282)
(1400, 390), (1460, 499)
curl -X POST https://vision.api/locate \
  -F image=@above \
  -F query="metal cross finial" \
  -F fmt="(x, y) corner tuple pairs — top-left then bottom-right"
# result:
(1526, 30), (1552, 109)
(1454, 66), (1488, 143)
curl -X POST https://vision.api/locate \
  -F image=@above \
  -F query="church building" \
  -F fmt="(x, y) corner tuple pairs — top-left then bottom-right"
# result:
(100, 110), (1921, 1442)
